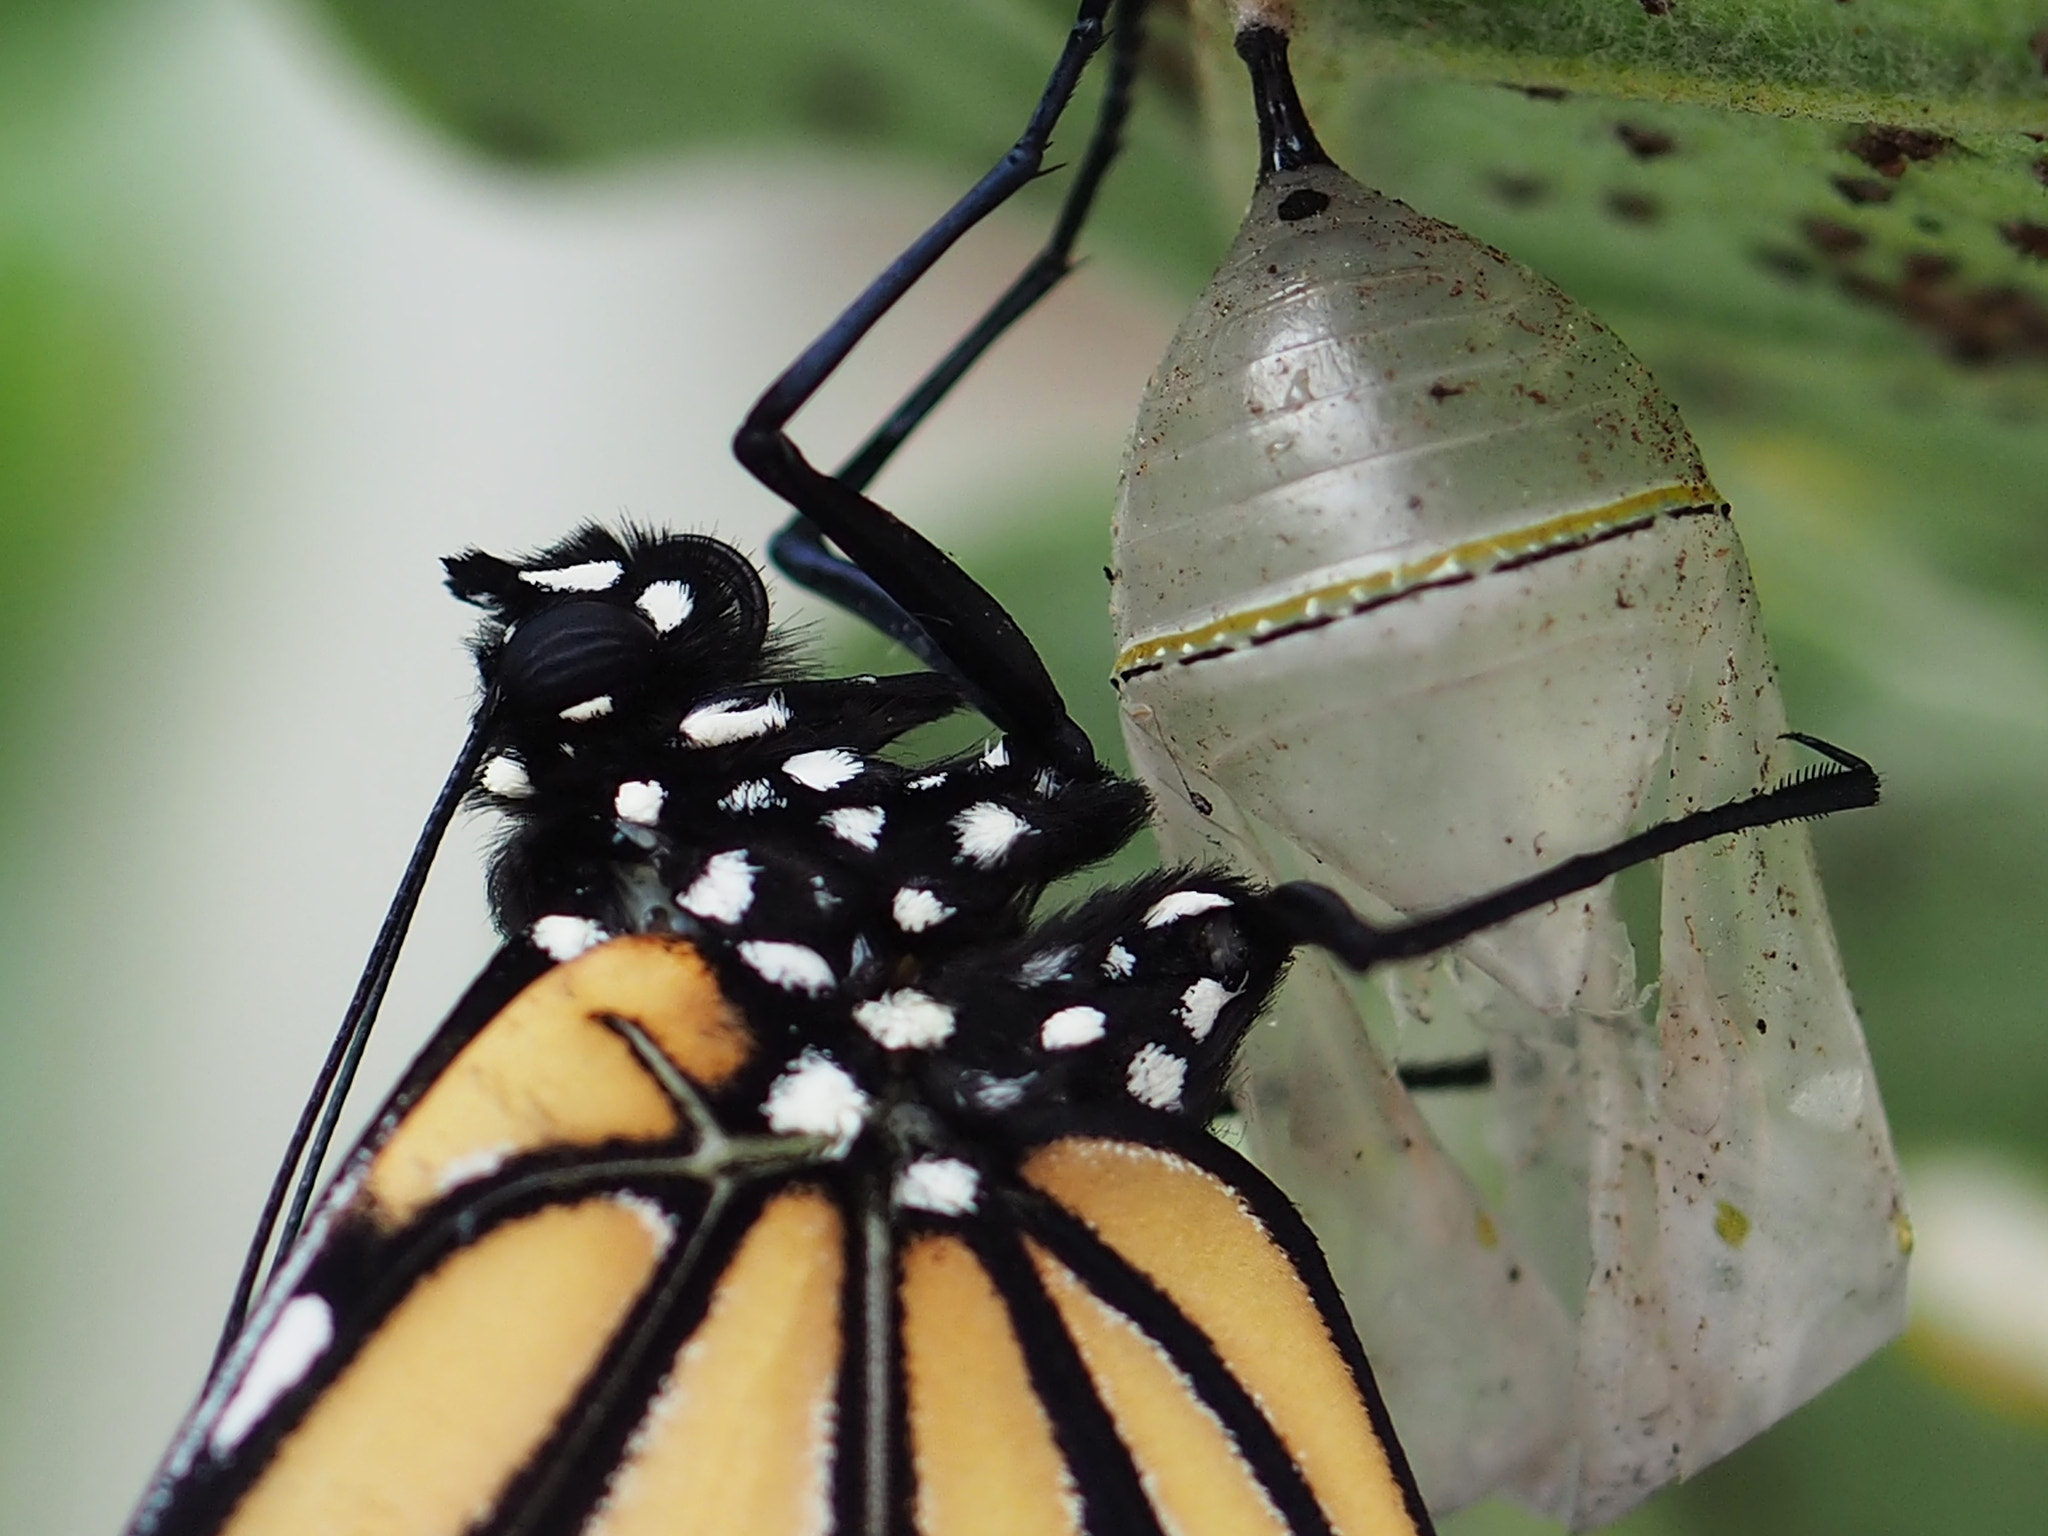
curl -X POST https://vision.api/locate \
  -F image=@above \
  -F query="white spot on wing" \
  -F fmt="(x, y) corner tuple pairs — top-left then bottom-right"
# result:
(739, 941), (835, 995)
(680, 851), (756, 924)
(520, 559), (623, 593)
(980, 738), (1010, 769)
(894, 1157), (980, 1215)
(782, 748), (863, 791)
(762, 1050), (868, 1152)
(613, 779), (666, 826)
(823, 805), (885, 851)
(682, 694), (790, 746)
(480, 755), (533, 798)
(634, 579), (693, 633)
(210, 1295), (334, 1455)
(1101, 943), (1136, 979)
(1041, 1006), (1107, 1051)
(1178, 979), (1239, 1043)
(1126, 1044), (1187, 1111)
(531, 914), (611, 961)
(1142, 890), (1233, 928)
(908, 772), (948, 792)
(853, 989), (955, 1050)
(610, 1191), (677, 1254)
(953, 802), (1031, 867)
(559, 694), (614, 723)
(892, 887), (955, 933)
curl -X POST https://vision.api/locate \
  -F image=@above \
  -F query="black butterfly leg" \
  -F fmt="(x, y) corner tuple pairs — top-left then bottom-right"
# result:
(736, 0), (1129, 774)
(770, 0), (1148, 669)
(1257, 734), (1880, 971)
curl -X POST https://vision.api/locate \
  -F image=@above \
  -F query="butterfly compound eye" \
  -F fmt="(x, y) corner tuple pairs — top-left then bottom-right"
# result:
(494, 599), (657, 718)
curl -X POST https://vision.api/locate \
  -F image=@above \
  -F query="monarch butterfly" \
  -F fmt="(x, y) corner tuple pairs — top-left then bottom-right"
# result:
(122, 5), (1878, 1534)
(1107, 19), (1912, 1528)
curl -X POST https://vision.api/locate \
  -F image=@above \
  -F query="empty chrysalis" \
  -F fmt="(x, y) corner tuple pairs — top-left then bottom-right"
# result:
(1110, 24), (1910, 1529)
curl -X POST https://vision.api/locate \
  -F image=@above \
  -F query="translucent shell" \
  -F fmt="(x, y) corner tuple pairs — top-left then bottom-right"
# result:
(1111, 161), (1909, 1528)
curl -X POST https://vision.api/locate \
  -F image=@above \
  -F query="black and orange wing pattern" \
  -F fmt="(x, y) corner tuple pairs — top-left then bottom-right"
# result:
(124, 527), (1436, 1536)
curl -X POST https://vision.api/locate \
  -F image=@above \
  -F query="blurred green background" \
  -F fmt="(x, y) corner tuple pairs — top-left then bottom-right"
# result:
(4, 1), (2047, 1532)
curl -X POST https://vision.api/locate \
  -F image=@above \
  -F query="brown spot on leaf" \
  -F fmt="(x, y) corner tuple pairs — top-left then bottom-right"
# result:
(1606, 190), (1662, 224)
(1639, 0), (1673, 14)
(1843, 125), (1953, 177)
(2002, 220), (2048, 259)
(1803, 217), (1869, 257)
(1489, 173), (1549, 207)
(1615, 123), (1676, 159)
(1831, 175), (1895, 206)
(2031, 27), (2048, 76)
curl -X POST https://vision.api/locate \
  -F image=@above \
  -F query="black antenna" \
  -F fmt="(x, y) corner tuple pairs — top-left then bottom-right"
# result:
(211, 712), (492, 1363)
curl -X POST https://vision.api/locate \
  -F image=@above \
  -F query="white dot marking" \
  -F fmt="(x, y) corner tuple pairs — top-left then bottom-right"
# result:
(519, 559), (623, 593)
(680, 851), (756, 925)
(635, 579), (693, 633)
(1101, 943), (1136, 979)
(210, 1295), (334, 1455)
(531, 914), (611, 961)
(1142, 890), (1233, 928)
(894, 1157), (980, 1216)
(782, 748), (863, 791)
(613, 780), (665, 826)
(762, 1050), (868, 1153)
(1178, 979), (1239, 1042)
(682, 694), (791, 746)
(1015, 947), (1076, 987)
(908, 772), (948, 792)
(953, 802), (1031, 868)
(1041, 1006), (1107, 1051)
(980, 738), (1010, 769)
(853, 989), (956, 1050)
(559, 694), (614, 723)
(892, 887), (955, 933)
(1126, 1044), (1187, 1111)
(823, 805), (885, 851)
(739, 941), (835, 996)
(480, 755), (533, 798)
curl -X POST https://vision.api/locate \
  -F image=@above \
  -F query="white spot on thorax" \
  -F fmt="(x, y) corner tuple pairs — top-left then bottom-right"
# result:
(1178, 979), (1239, 1043)
(1142, 889), (1233, 928)
(1101, 943), (1136, 979)
(210, 1295), (334, 1455)
(980, 738), (1010, 769)
(480, 754), (533, 798)
(892, 887), (955, 933)
(680, 851), (756, 924)
(894, 1157), (980, 1216)
(559, 694), (614, 723)
(953, 802), (1031, 867)
(823, 805), (885, 851)
(718, 778), (784, 814)
(614, 779), (666, 826)
(520, 559), (622, 593)
(853, 990), (956, 1050)
(1041, 1006), (1107, 1051)
(634, 579), (693, 633)
(682, 694), (790, 746)
(762, 1050), (869, 1152)
(782, 748), (863, 791)
(1126, 1044), (1187, 1111)
(531, 914), (611, 961)
(739, 941), (835, 995)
